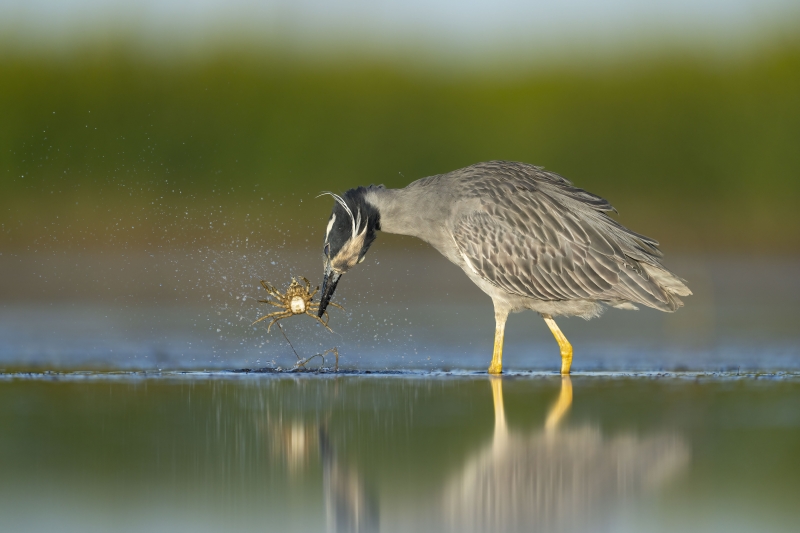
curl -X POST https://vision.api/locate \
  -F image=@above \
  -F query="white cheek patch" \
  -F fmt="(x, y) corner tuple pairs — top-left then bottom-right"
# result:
(325, 214), (336, 241)
(332, 230), (367, 271)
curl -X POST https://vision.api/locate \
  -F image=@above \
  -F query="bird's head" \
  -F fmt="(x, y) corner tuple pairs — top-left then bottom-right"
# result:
(318, 186), (381, 317)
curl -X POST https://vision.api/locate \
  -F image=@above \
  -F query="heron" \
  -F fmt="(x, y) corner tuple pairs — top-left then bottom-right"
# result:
(317, 160), (691, 374)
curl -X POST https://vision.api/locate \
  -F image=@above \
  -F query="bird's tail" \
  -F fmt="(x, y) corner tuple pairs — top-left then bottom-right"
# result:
(641, 264), (692, 298)
(639, 263), (693, 311)
(609, 262), (692, 313)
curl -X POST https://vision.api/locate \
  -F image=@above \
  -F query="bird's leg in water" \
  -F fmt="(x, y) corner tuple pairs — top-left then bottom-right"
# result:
(488, 308), (508, 375)
(544, 375), (573, 430)
(542, 314), (573, 375)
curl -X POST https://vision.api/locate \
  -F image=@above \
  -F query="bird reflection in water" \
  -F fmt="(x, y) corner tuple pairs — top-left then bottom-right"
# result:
(266, 413), (378, 532)
(442, 377), (690, 533)
(320, 427), (379, 533)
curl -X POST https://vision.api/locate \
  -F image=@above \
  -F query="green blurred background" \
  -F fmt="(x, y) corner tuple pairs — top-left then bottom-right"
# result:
(2, 1), (799, 254)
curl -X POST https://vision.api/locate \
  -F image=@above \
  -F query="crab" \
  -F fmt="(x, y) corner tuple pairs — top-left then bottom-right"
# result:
(252, 277), (343, 333)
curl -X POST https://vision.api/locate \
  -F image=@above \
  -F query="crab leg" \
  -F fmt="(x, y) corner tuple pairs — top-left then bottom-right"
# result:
(305, 310), (334, 332)
(265, 313), (293, 333)
(260, 280), (282, 296)
(308, 301), (344, 314)
(258, 298), (286, 309)
(252, 310), (291, 326)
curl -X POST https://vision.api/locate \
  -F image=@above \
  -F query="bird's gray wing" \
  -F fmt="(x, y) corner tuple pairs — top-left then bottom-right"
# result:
(450, 164), (683, 311)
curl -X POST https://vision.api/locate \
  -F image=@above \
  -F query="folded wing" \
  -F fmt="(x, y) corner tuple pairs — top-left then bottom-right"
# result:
(451, 163), (690, 312)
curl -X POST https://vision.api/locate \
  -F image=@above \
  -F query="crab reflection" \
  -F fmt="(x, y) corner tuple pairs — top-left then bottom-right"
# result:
(442, 377), (690, 533)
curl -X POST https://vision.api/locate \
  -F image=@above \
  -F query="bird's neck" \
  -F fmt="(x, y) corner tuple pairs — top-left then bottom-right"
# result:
(364, 186), (445, 244)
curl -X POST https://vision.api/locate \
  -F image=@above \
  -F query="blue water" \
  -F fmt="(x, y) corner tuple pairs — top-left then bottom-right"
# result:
(1, 250), (798, 373)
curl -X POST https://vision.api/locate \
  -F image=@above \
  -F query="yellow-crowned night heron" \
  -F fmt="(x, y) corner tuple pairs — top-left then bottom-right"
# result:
(317, 161), (691, 374)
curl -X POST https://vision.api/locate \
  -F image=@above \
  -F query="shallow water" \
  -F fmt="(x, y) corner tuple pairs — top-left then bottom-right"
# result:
(1, 250), (799, 531)
(1, 250), (799, 372)
(1, 372), (799, 533)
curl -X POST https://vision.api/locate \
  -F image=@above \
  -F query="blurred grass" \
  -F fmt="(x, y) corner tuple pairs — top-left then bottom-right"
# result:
(1, 36), (799, 252)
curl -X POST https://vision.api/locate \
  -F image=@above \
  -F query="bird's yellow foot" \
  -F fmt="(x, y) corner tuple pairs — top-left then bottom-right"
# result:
(488, 361), (503, 375)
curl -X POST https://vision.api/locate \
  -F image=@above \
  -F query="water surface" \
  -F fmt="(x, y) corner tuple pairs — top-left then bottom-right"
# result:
(1, 372), (798, 532)
(2, 251), (799, 531)
(2, 251), (798, 372)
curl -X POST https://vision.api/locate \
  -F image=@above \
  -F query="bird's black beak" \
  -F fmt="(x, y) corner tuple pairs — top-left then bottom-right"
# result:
(318, 266), (341, 317)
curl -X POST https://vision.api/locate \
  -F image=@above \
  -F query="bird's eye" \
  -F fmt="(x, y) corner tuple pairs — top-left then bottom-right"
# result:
(324, 243), (330, 256)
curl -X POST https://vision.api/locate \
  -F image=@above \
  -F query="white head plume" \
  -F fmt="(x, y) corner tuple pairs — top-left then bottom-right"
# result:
(318, 191), (365, 238)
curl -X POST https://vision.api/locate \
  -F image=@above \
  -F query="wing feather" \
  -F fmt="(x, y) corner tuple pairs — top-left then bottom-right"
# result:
(449, 161), (687, 311)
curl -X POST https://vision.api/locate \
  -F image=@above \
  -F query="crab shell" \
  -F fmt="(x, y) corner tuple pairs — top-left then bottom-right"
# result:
(290, 296), (307, 314)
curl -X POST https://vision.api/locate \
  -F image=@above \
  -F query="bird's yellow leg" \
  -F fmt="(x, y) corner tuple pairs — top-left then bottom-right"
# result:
(542, 314), (573, 375)
(544, 375), (573, 430)
(488, 309), (508, 375)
